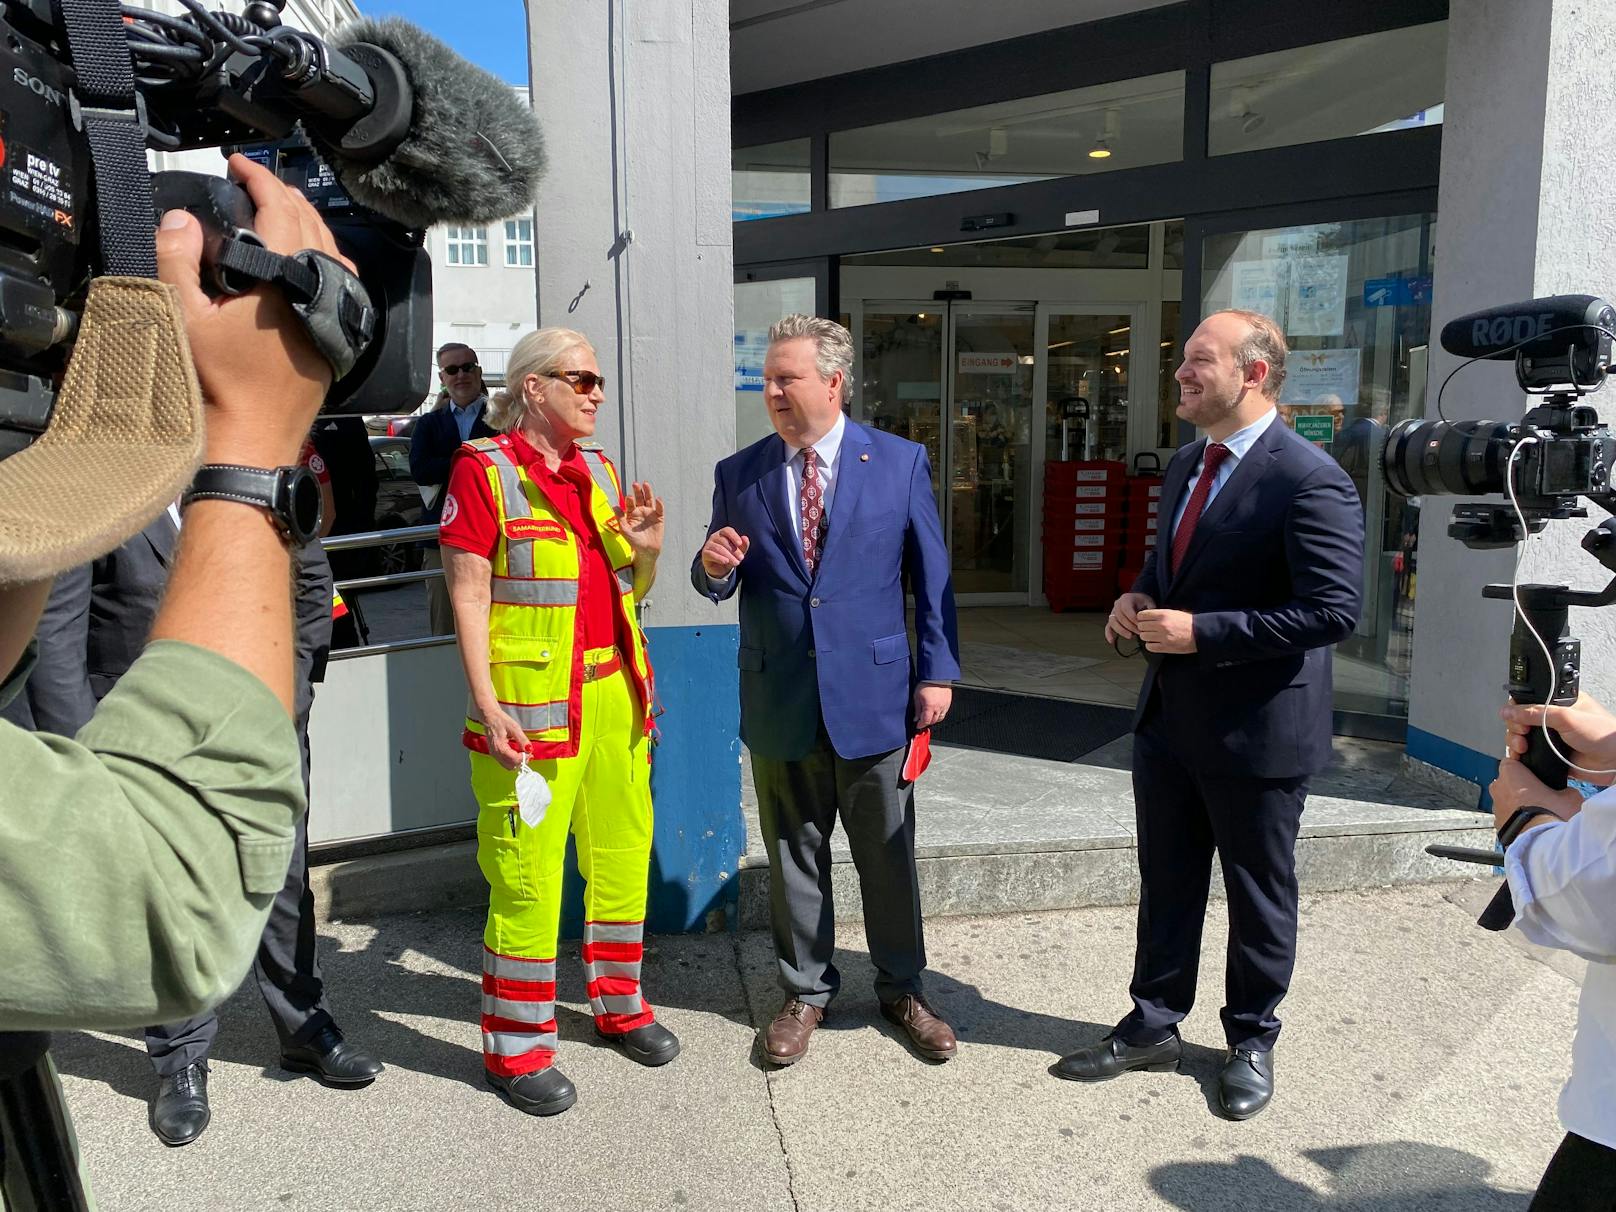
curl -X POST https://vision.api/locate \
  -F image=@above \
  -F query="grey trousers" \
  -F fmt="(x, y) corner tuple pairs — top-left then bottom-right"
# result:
(750, 731), (926, 1008)
(423, 545), (455, 638)
(146, 663), (332, 1075)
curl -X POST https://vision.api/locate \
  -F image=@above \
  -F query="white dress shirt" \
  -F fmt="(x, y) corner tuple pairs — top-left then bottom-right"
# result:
(1170, 407), (1278, 540)
(1506, 788), (1616, 1148)
(781, 411), (847, 548)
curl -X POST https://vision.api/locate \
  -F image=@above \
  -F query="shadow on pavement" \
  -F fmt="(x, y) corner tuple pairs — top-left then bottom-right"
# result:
(1149, 1142), (1533, 1211)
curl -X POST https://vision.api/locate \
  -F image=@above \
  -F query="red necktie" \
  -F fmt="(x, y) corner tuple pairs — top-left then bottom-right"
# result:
(1170, 442), (1231, 575)
(800, 446), (827, 573)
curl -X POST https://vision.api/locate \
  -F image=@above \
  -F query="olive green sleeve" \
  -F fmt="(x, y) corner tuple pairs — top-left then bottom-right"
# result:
(0, 640), (302, 1031)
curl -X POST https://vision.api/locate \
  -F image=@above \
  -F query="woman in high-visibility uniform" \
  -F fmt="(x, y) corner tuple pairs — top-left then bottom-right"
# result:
(439, 327), (672, 1117)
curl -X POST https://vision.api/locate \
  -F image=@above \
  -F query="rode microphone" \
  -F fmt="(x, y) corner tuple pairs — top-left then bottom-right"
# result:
(1440, 294), (1615, 392)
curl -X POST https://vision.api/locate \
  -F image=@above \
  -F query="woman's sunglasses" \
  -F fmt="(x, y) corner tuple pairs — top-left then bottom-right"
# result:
(546, 370), (608, 394)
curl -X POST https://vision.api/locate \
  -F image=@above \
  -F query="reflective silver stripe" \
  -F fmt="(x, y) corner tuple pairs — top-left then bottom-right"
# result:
(482, 1029), (558, 1057)
(491, 579), (579, 606)
(467, 699), (567, 731)
(584, 922), (643, 944)
(482, 994), (556, 1024)
(590, 993), (645, 1016)
(485, 446), (536, 579)
(578, 448), (621, 516)
(586, 959), (642, 983)
(614, 566), (634, 595)
(483, 952), (557, 983)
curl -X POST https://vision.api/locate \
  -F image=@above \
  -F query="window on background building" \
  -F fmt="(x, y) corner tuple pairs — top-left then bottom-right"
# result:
(829, 71), (1186, 209)
(734, 276), (816, 449)
(1209, 21), (1447, 157)
(445, 225), (489, 267)
(1201, 212), (1437, 721)
(733, 139), (811, 221)
(504, 217), (534, 267)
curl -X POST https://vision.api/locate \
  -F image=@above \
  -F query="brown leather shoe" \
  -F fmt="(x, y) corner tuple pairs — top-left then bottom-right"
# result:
(880, 994), (957, 1061)
(761, 998), (824, 1065)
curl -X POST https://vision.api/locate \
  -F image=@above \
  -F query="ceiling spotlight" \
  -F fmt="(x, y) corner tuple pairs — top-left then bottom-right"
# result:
(1087, 140), (1112, 160)
(930, 247), (946, 254)
(1089, 107), (1122, 160)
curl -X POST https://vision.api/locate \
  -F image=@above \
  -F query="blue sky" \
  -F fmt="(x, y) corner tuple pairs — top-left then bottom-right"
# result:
(361, 0), (530, 86)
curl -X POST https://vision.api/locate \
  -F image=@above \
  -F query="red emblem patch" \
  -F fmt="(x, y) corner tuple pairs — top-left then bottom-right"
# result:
(505, 517), (568, 542)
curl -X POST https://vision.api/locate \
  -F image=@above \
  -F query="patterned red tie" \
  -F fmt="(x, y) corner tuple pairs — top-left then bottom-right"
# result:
(800, 446), (827, 573)
(1170, 442), (1231, 575)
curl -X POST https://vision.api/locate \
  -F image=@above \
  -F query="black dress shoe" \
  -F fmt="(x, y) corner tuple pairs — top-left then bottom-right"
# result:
(597, 1020), (681, 1067)
(151, 1062), (210, 1147)
(486, 1067), (577, 1116)
(280, 1024), (384, 1087)
(1053, 1032), (1182, 1082)
(1218, 1047), (1275, 1120)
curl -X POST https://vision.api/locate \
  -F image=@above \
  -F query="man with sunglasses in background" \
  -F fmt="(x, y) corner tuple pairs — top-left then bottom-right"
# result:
(411, 343), (496, 636)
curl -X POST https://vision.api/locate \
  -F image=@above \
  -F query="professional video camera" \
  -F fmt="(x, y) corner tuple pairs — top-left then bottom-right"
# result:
(1382, 294), (1616, 930)
(0, 0), (545, 459)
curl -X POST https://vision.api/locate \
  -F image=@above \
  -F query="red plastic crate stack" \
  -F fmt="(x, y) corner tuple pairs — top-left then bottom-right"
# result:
(1043, 460), (1127, 612)
(1119, 471), (1166, 594)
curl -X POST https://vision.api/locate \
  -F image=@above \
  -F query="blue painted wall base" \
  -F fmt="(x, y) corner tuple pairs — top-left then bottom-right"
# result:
(1406, 724), (1495, 810)
(560, 622), (742, 937)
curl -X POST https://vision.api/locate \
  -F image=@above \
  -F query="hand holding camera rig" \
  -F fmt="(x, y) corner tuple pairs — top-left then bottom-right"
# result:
(1383, 293), (1616, 928)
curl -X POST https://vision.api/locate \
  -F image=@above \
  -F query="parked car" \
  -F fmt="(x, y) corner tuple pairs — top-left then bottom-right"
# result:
(369, 436), (429, 574)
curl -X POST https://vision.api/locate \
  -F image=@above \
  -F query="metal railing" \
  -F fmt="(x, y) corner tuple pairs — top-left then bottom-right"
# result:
(322, 523), (456, 661)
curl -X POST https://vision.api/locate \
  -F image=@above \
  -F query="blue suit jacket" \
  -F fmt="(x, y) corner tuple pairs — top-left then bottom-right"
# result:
(410, 403), (495, 523)
(692, 420), (961, 761)
(1132, 418), (1364, 779)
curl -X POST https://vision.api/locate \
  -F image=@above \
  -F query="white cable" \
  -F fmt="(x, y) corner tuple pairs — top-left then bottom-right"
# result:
(1506, 435), (1616, 776)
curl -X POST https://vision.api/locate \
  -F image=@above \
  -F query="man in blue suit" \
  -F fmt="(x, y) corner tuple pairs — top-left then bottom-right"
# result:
(694, 315), (962, 1066)
(1056, 310), (1363, 1121)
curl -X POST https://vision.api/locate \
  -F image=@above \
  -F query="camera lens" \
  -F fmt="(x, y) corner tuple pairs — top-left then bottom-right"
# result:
(1383, 418), (1516, 498)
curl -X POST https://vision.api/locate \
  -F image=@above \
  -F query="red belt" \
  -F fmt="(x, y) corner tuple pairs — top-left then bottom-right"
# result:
(582, 647), (622, 682)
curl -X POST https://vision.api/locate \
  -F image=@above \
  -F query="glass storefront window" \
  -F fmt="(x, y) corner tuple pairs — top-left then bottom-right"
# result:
(1156, 300), (1181, 448)
(1201, 213), (1436, 719)
(733, 139), (811, 221)
(1209, 22), (1446, 157)
(829, 71), (1185, 209)
(735, 276), (816, 447)
(851, 225), (1154, 270)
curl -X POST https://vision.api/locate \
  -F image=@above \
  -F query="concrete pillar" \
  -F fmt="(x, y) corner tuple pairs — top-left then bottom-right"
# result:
(528, 0), (742, 930)
(1407, 0), (1616, 794)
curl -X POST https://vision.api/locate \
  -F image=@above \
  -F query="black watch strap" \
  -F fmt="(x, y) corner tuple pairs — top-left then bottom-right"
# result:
(1497, 806), (1561, 847)
(183, 464), (321, 545)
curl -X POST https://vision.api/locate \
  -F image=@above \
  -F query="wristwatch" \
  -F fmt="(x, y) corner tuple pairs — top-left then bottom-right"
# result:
(1497, 805), (1562, 847)
(182, 464), (322, 545)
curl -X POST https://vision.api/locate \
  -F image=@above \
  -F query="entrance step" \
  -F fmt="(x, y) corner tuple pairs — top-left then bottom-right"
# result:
(735, 735), (1494, 929)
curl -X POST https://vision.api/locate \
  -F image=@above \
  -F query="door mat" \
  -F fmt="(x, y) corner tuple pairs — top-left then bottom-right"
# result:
(931, 686), (1133, 763)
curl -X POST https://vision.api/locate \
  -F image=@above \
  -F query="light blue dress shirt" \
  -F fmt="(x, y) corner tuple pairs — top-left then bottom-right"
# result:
(1170, 408), (1279, 540)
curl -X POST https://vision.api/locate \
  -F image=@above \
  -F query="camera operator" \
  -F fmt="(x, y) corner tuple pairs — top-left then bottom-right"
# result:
(1491, 692), (1616, 1210)
(0, 155), (352, 1030)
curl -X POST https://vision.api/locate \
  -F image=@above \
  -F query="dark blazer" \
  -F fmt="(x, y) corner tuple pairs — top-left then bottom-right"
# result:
(23, 516), (335, 736)
(1132, 417), (1364, 779)
(410, 402), (495, 523)
(693, 420), (961, 762)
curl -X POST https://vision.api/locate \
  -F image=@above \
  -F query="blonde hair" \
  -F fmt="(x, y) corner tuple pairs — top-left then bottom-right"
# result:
(487, 327), (596, 432)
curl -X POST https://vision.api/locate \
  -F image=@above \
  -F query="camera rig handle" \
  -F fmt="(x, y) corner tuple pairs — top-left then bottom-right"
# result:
(1468, 546), (1616, 929)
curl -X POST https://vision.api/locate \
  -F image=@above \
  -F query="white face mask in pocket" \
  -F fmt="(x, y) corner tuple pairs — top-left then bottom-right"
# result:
(515, 759), (552, 827)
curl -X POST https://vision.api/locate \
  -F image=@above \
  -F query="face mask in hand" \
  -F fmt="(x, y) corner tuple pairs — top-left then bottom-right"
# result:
(516, 759), (552, 827)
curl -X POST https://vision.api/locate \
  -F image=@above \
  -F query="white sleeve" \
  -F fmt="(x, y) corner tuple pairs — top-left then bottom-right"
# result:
(1505, 786), (1616, 963)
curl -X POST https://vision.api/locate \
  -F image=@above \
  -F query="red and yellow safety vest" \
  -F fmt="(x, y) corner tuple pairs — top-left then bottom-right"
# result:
(458, 435), (654, 760)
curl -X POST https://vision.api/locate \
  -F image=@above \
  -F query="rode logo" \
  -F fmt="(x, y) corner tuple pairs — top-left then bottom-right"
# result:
(1471, 312), (1554, 349)
(13, 67), (64, 107)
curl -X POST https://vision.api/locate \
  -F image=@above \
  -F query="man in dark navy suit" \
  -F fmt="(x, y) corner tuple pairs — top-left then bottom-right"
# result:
(693, 315), (962, 1066)
(412, 342), (496, 635)
(1056, 309), (1363, 1120)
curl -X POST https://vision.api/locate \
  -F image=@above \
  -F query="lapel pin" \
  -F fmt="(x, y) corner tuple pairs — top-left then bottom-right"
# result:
(860, 452), (869, 462)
